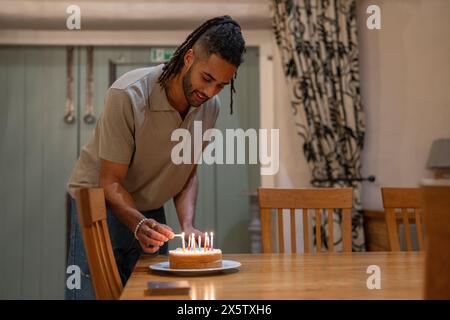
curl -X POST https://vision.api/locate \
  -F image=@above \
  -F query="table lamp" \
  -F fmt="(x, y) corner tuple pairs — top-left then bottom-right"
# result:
(426, 138), (450, 179)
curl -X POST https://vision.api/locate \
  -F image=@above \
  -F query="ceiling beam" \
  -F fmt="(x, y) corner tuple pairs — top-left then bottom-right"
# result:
(0, 0), (272, 31)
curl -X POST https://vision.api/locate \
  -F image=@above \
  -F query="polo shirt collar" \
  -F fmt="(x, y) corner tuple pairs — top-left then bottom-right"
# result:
(149, 82), (203, 114)
(149, 82), (175, 111)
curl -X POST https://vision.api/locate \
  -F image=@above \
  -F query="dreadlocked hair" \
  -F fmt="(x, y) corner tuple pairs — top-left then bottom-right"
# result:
(158, 15), (246, 114)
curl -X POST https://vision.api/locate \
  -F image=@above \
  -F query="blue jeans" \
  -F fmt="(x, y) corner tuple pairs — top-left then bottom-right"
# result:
(65, 198), (168, 300)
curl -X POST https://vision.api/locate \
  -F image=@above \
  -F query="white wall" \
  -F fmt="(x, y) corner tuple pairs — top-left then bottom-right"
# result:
(273, 36), (312, 189)
(273, 0), (450, 211)
(357, 0), (450, 209)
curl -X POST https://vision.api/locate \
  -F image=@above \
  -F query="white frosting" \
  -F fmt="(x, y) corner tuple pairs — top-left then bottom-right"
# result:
(169, 248), (222, 256)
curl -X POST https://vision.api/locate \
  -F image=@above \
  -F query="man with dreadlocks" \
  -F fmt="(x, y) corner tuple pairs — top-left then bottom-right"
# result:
(66, 16), (245, 299)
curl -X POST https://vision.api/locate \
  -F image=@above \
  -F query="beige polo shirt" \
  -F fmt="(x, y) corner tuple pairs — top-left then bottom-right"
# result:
(67, 64), (220, 210)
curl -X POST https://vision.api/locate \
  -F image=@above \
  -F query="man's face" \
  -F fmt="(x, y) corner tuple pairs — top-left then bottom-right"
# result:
(182, 50), (237, 107)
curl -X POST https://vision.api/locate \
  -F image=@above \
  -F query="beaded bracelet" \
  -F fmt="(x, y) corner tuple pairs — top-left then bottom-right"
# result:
(134, 218), (148, 240)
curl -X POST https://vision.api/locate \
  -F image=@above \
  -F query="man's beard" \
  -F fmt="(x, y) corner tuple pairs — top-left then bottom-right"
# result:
(182, 66), (208, 107)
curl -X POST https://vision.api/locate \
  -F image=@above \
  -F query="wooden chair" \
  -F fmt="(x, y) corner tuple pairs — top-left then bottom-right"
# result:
(381, 188), (424, 251)
(75, 188), (123, 300)
(422, 184), (450, 299)
(257, 188), (353, 253)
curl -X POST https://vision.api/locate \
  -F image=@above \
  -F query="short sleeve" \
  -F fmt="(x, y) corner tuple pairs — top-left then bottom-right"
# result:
(97, 88), (135, 164)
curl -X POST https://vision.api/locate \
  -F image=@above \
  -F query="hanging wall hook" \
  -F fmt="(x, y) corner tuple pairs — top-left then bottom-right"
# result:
(84, 46), (96, 124)
(63, 46), (76, 124)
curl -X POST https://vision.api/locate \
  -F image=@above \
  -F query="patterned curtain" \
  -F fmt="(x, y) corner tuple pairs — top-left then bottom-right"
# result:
(269, 0), (366, 251)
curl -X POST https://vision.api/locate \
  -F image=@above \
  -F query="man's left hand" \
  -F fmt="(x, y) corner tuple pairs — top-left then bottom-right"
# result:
(182, 226), (204, 243)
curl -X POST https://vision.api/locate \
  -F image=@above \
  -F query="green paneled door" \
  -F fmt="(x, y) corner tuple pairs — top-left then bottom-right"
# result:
(0, 47), (77, 299)
(213, 47), (260, 253)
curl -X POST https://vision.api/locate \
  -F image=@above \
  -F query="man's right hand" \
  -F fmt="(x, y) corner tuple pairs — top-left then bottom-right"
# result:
(99, 159), (175, 253)
(136, 219), (174, 253)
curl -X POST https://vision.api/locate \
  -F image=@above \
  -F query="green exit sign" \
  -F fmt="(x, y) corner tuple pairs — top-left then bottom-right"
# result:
(150, 48), (175, 63)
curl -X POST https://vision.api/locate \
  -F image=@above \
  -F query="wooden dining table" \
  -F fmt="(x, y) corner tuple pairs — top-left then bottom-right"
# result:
(120, 252), (425, 300)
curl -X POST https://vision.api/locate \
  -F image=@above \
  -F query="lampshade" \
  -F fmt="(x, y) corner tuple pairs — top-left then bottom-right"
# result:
(426, 138), (450, 169)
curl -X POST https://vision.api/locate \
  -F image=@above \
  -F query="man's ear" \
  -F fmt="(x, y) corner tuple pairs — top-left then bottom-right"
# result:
(184, 48), (194, 69)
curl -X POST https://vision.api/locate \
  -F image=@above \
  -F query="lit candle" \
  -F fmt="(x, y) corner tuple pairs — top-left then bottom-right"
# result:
(192, 233), (196, 251)
(204, 232), (207, 252)
(187, 233), (191, 250)
(182, 232), (185, 251)
(210, 232), (214, 250)
(205, 232), (210, 251)
(198, 234), (202, 250)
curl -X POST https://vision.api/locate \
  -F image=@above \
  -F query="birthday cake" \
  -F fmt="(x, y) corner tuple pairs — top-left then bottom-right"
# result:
(169, 232), (222, 269)
(169, 248), (222, 269)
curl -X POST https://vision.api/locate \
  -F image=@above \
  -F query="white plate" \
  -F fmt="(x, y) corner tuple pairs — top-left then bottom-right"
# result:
(149, 260), (241, 276)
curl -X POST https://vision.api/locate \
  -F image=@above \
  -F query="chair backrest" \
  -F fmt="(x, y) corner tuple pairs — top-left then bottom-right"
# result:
(381, 188), (424, 251)
(257, 188), (353, 253)
(75, 188), (123, 300)
(422, 184), (450, 299)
